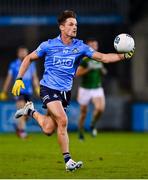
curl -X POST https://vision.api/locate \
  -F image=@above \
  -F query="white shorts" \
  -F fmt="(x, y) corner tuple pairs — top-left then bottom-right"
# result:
(77, 87), (105, 105)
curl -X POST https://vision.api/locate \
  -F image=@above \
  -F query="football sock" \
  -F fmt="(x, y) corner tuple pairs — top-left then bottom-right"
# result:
(28, 109), (36, 117)
(63, 152), (71, 163)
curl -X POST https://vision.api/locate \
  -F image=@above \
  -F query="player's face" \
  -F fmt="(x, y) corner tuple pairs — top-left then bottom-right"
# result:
(60, 18), (77, 38)
(17, 48), (29, 60)
(87, 41), (98, 51)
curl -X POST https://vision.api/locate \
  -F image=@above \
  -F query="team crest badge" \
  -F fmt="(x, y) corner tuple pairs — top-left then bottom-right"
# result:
(72, 48), (79, 53)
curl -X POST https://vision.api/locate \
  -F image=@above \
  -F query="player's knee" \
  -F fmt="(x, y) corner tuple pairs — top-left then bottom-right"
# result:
(54, 113), (68, 136)
(59, 116), (68, 128)
(81, 113), (87, 120)
(43, 121), (56, 135)
(44, 130), (54, 136)
(56, 117), (68, 136)
(96, 107), (104, 113)
(81, 108), (87, 117)
(95, 107), (100, 112)
(43, 122), (56, 136)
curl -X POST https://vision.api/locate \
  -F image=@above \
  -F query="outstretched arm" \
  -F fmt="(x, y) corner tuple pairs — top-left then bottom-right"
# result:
(92, 51), (124, 63)
(92, 48), (135, 63)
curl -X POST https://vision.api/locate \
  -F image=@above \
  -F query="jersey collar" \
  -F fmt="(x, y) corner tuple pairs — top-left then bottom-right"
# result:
(57, 34), (76, 46)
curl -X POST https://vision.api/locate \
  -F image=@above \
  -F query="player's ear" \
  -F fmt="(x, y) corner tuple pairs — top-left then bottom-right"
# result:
(59, 24), (64, 31)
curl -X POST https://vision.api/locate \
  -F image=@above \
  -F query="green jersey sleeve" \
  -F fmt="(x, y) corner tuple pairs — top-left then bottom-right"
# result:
(79, 57), (90, 68)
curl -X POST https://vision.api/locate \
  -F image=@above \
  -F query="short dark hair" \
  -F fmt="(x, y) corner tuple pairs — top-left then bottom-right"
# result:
(85, 38), (98, 44)
(17, 46), (28, 54)
(17, 45), (27, 50)
(57, 10), (77, 25)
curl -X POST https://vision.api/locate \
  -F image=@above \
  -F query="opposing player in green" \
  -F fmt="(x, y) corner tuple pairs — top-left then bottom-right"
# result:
(77, 38), (107, 139)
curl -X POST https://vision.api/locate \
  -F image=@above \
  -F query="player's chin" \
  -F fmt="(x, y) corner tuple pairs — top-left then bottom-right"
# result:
(71, 32), (77, 38)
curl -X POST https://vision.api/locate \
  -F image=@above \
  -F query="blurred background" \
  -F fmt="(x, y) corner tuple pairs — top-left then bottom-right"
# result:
(0, 0), (148, 133)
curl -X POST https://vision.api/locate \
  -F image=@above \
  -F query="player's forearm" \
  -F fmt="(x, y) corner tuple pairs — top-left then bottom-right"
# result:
(2, 75), (12, 92)
(17, 55), (31, 78)
(92, 52), (124, 63)
(101, 53), (124, 63)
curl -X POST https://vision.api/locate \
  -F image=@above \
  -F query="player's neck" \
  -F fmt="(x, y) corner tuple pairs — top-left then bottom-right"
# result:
(60, 34), (73, 45)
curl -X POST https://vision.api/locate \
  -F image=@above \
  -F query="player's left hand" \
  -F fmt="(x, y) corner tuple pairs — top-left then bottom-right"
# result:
(12, 78), (25, 96)
(124, 48), (135, 59)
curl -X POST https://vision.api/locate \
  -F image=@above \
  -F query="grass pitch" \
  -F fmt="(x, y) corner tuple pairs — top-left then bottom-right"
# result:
(0, 132), (148, 179)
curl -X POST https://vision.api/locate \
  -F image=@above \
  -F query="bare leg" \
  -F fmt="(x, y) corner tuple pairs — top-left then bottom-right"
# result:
(46, 101), (69, 153)
(91, 96), (105, 129)
(43, 101), (83, 170)
(32, 111), (57, 135)
(16, 100), (28, 138)
(78, 105), (87, 139)
(17, 115), (27, 131)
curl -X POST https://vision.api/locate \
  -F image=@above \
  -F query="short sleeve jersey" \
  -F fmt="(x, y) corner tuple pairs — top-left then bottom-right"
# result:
(8, 59), (36, 95)
(35, 35), (95, 91)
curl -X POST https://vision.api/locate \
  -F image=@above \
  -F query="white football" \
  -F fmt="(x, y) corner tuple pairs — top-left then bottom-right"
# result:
(114, 33), (135, 53)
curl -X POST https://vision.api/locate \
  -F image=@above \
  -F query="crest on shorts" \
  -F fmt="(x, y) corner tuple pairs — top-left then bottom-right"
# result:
(53, 94), (58, 98)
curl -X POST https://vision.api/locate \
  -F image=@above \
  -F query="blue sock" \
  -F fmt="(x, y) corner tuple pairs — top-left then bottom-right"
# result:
(63, 152), (71, 163)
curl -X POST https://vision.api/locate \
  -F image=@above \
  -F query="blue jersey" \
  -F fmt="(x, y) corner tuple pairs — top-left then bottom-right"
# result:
(35, 35), (95, 91)
(8, 58), (36, 95)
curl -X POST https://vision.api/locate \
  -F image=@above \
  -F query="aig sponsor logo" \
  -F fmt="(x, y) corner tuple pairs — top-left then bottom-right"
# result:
(53, 56), (74, 68)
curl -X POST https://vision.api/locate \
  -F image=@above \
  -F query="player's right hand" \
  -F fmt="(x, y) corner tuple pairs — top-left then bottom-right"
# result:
(0, 92), (8, 101)
(12, 79), (25, 96)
